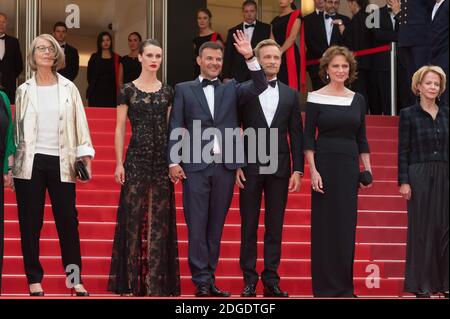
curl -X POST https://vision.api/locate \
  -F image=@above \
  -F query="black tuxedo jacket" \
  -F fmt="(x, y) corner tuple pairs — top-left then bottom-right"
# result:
(431, 0), (449, 69)
(372, 5), (400, 71)
(222, 21), (271, 83)
(305, 12), (351, 79)
(347, 10), (374, 70)
(239, 81), (304, 178)
(58, 43), (80, 81)
(0, 34), (23, 102)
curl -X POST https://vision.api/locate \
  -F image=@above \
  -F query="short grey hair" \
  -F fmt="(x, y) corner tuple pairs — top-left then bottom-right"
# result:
(27, 34), (65, 73)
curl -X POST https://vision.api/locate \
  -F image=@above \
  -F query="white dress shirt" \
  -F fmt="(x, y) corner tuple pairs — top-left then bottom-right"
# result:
(243, 21), (256, 43)
(258, 79), (279, 127)
(0, 34), (5, 60)
(432, 0), (445, 21)
(324, 14), (334, 46)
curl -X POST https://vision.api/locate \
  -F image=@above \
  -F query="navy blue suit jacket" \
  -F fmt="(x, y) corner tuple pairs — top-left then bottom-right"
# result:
(168, 67), (268, 172)
(431, 0), (449, 69)
(398, 0), (435, 47)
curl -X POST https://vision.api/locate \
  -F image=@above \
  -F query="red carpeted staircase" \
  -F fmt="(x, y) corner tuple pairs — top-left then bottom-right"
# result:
(2, 108), (410, 297)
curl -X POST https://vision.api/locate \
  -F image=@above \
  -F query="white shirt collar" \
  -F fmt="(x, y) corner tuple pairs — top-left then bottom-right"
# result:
(198, 76), (219, 83)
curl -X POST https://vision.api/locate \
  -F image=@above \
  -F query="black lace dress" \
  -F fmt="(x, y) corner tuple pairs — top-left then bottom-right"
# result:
(108, 83), (180, 296)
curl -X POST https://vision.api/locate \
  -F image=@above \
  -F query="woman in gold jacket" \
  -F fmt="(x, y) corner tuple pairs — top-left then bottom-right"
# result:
(13, 34), (94, 296)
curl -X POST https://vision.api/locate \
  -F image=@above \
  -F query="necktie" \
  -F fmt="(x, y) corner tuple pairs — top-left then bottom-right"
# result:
(245, 24), (255, 29)
(202, 79), (220, 88)
(268, 80), (277, 88)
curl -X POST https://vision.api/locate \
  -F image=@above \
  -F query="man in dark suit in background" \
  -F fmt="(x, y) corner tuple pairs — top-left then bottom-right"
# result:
(0, 12), (23, 102)
(305, 0), (351, 90)
(237, 39), (303, 298)
(397, 0), (435, 105)
(223, 0), (271, 83)
(371, 0), (410, 114)
(430, 0), (449, 107)
(53, 21), (79, 81)
(168, 32), (268, 298)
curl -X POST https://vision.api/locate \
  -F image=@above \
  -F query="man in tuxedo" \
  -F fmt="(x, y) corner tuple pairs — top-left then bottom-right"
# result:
(236, 39), (303, 298)
(397, 0), (435, 105)
(371, 0), (409, 114)
(222, 0), (271, 83)
(430, 0), (449, 107)
(167, 31), (268, 297)
(0, 12), (23, 102)
(53, 21), (79, 81)
(305, 0), (351, 90)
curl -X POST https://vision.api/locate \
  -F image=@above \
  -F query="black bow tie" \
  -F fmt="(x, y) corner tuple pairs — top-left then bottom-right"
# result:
(387, 7), (393, 13)
(60, 44), (66, 48)
(268, 80), (277, 88)
(325, 13), (336, 20)
(245, 24), (255, 29)
(202, 79), (220, 88)
(0, 34), (5, 40)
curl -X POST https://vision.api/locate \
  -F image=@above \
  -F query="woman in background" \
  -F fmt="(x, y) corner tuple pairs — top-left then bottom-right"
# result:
(193, 8), (224, 77)
(398, 65), (449, 298)
(87, 31), (120, 107)
(119, 32), (142, 86)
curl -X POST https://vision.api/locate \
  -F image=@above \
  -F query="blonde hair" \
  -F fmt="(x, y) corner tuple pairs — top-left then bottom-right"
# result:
(27, 34), (65, 73)
(319, 46), (358, 85)
(254, 39), (281, 58)
(411, 65), (447, 96)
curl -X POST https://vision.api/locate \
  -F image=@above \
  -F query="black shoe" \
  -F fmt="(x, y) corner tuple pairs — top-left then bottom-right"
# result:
(210, 284), (231, 297)
(263, 285), (288, 298)
(29, 291), (44, 296)
(443, 292), (449, 298)
(415, 292), (431, 298)
(241, 284), (257, 297)
(195, 285), (210, 297)
(72, 289), (90, 297)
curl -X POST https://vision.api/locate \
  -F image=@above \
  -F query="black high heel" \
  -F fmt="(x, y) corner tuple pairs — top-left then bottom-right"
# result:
(71, 287), (90, 297)
(29, 291), (44, 297)
(415, 292), (431, 298)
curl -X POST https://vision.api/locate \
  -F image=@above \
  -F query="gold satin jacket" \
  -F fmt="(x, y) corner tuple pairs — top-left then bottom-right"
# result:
(13, 74), (95, 183)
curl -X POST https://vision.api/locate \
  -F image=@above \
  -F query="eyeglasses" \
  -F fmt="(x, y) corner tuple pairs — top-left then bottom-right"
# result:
(35, 45), (56, 53)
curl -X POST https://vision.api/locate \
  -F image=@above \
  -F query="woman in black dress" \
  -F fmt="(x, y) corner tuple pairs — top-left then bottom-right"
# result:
(398, 66), (449, 298)
(108, 39), (180, 297)
(193, 8), (224, 78)
(87, 32), (120, 107)
(304, 46), (373, 297)
(271, 0), (302, 90)
(119, 32), (142, 87)
(0, 86), (15, 294)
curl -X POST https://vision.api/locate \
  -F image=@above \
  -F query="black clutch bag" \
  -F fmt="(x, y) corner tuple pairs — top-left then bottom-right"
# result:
(75, 160), (90, 181)
(359, 170), (373, 186)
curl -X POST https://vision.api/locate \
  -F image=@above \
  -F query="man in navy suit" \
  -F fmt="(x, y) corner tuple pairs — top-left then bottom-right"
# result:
(236, 39), (304, 298)
(167, 31), (268, 297)
(430, 0), (449, 107)
(222, 0), (271, 83)
(0, 12), (23, 102)
(397, 0), (435, 105)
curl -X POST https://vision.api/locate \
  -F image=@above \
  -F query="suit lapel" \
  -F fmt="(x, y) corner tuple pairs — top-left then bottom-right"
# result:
(251, 22), (261, 48)
(190, 80), (213, 121)
(432, 2), (445, 24)
(270, 83), (284, 128)
(317, 14), (328, 47)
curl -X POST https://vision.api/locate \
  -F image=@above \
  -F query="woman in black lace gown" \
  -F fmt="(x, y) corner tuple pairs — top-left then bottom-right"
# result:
(108, 39), (180, 297)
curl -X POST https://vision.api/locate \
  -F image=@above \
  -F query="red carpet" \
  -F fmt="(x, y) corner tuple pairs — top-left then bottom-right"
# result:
(2, 108), (410, 297)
